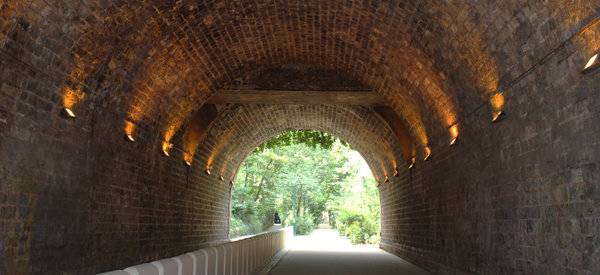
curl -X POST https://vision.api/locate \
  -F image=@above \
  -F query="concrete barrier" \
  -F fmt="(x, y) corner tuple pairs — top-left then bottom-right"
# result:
(98, 227), (292, 275)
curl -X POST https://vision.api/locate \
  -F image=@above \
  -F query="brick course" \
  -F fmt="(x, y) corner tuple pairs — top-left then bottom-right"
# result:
(0, 0), (599, 274)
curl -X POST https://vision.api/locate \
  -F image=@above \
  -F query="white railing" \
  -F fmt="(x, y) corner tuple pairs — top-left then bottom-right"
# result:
(98, 227), (292, 275)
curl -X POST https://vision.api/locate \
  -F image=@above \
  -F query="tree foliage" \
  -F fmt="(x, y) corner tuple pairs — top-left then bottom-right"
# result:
(230, 131), (379, 244)
(253, 129), (350, 152)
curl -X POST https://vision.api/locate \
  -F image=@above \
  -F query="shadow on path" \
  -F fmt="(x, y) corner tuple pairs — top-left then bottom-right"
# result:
(267, 229), (431, 275)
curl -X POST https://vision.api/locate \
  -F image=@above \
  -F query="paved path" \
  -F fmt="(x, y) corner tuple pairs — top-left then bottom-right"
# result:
(267, 229), (431, 275)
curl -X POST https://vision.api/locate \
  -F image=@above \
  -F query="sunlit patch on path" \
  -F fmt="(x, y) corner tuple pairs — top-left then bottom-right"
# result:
(267, 229), (431, 275)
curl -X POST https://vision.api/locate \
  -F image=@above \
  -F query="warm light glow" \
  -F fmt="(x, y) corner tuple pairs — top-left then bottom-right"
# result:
(62, 86), (85, 110)
(393, 168), (399, 177)
(424, 146), (431, 161)
(492, 111), (506, 123)
(205, 169), (211, 175)
(219, 176), (224, 181)
(408, 157), (416, 169)
(384, 176), (389, 183)
(162, 142), (173, 157)
(230, 180), (234, 185)
(63, 107), (76, 118)
(450, 124), (459, 138)
(449, 124), (459, 146)
(184, 152), (194, 166)
(450, 137), (458, 146)
(584, 54), (598, 70)
(490, 92), (505, 111)
(125, 120), (136, 142)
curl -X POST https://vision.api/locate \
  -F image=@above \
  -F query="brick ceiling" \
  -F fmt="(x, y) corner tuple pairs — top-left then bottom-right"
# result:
(2, 0), (598, 175)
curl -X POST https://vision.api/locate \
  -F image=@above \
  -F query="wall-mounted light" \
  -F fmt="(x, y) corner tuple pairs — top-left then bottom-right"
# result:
(184, 160), (192, 166)
(205, 169), (211, 175)
(492, 111), (506, 123)
(582, 53), (599, 73)
(393, 168), (399, 177)
(450, 137), (459, 146)
(408, 157), (416, 169)
(60, 107), (77, 119)
(423, 146), (431, 161)
(219, 176), (224, 181)
(162, 142), (173, 157)
(230, 180), (234, 185)
(449, 124), (459, 146)
(489, 89), (506, 123)
(124, 133), (135, 142)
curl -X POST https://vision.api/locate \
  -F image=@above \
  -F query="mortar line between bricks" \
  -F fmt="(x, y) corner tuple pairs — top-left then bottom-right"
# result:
(0, 48), (91, 93)
(450, 13), (600, 130)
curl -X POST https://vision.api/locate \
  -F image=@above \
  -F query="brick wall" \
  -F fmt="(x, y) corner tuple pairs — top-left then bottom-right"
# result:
(1, 0), (599, 274)
(380, 29), (600, 274)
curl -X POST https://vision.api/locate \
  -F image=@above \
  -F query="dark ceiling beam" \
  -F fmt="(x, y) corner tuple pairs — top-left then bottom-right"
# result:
(206, 89), (388, 106)
(373, 106), (415, 163)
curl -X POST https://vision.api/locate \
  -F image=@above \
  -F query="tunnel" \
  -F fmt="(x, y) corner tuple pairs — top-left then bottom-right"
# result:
(1, 0), (599, 274)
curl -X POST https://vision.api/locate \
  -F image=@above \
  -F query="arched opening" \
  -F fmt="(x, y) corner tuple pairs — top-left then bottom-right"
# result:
(229, 130), (380, 245)
(1, 1), (598, 274)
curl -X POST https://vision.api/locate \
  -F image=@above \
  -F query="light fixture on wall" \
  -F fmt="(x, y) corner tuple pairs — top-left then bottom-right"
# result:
(582, 53), (599, 73)
(161, 142), (173, 157)
(184, 159), (192, 166)
(449, 124), (459, 146)
(230, 180), (234, 185)
(489, 88), (506, 123)
(384, 176), (389, 183)
(124, 133), (135, 142)
(205, 169), (211, 175)
(492, 111), (506, 123)
(423, 145), (431, 161)
(60, 107), (77, 119)
(393, 167), (399, 177)
(450, 137), (459, 146)
(219, 176), (224, 181)
(408, 157), (416, 169)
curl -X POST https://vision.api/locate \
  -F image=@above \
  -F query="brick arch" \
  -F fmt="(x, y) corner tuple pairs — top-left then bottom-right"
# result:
(189, 104), (408, 186)
(1, 0), (586, 159)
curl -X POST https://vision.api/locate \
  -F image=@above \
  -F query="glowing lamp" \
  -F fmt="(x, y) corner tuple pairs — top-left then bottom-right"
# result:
(219, 176), (224, 181)
(450, 137), (459, 146)
(124, 134), (135, 142)
(393, 168), (399, 177)
(61, 107), (76, 119)
(492, 111), (506, 123)
(162, 142), (173, 157)
(384, 176), (389, 183)
(449, 124), (459, 146)
(184, 160), (192, 166)
(582, 54), (598, 73)
(424, 146), (431, 161)
(408, 157), (416, 169)
(205, 169), (211, 175)
(230, 180), (234, 185)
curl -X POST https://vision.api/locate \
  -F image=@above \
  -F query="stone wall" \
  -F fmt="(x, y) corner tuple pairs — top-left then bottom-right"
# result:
(0, 54), (231, 274)
(1, 0), (599, 274)
(380, 30), (600, 274)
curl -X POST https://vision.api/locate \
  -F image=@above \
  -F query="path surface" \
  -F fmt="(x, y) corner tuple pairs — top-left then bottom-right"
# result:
(267, 229), (431, 275)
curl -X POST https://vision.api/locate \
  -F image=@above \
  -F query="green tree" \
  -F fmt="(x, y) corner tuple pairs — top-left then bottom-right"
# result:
(230, 130), (379, 243)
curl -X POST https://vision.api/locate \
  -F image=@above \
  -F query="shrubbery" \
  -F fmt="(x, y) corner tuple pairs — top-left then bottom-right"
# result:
(294, 213), (316, 235)
(335, 209), (379, 244)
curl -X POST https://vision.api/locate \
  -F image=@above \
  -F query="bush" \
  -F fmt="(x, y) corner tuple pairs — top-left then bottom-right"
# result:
(335, 209), (379, 244)
(230, 216), (263, 238)
(294, 213), (316, 235)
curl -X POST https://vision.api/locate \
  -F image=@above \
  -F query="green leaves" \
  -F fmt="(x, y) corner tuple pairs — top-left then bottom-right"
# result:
(254, 130), (351, 152)
(230, 130), (378, 241)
